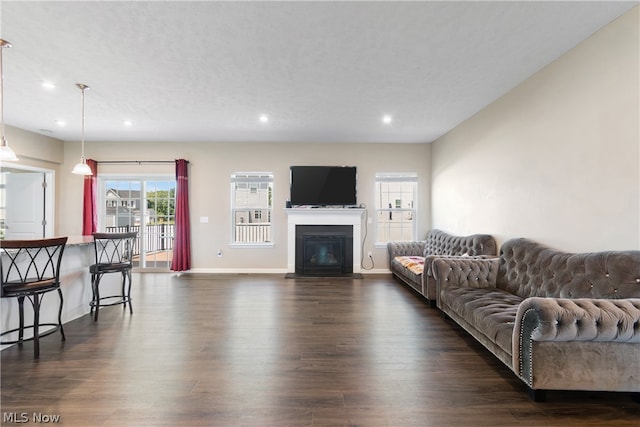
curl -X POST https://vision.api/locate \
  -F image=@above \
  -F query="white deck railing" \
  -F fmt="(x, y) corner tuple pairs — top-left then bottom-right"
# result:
(235, 223), (271, 243)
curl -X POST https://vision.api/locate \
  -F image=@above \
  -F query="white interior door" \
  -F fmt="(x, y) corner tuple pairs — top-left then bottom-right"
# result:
(4, 171), (47, 239)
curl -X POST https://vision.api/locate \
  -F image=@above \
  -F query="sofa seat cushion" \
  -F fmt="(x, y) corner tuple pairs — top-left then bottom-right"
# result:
(441, 287), (523, 357)
(393, 256), (424, 275)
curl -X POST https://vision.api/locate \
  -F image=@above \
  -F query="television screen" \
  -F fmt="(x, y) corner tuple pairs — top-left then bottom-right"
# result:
(290, 166), (357, 207)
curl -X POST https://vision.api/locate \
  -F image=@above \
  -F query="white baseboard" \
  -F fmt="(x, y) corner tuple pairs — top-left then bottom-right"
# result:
(360, 268), (392, 274)
(186, 268), (289, 274)
(183, 268), (391, 275)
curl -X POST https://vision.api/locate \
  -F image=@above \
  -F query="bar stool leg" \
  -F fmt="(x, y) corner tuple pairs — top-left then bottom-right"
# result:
(126, 270), (133, 314)
(121, 271), (127, 312)
(92, 274), (102, 322)
(17, 296), (25, 346)
(57, 288), (66, 341)
(90, 273), (96, 315)
(32, 294), (41, 359)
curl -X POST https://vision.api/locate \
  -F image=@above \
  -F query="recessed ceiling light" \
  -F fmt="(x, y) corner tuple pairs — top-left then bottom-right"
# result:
(259, 114), (269, 123)
(55, 120), (66, 127)
(41, 81), (55, 90)
(123, 120), (133, 127)
(382, 115), (392, 124)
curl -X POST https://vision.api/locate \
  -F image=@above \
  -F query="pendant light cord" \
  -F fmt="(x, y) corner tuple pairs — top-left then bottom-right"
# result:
(77, 83), (90, 161)
(0, 40), (7, 143)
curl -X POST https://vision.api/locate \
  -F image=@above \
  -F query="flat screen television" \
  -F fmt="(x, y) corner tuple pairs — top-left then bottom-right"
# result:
(290, 166), (357, 207)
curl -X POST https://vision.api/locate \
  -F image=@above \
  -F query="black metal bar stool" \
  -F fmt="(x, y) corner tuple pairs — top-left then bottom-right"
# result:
(1, 237), (68, 359)
(89, 232), (137, 321)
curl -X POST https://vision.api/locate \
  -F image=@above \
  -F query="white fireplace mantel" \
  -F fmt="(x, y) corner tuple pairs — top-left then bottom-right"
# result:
(285, 208), (365, 273)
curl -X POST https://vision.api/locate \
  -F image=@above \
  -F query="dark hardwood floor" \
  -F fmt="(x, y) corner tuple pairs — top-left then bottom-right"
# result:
(1, 273), (638, 426)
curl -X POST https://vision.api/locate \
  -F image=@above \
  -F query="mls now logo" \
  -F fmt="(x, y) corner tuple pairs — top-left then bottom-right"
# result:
(2, 413), (28, 423)
(3, 412), (61, 423)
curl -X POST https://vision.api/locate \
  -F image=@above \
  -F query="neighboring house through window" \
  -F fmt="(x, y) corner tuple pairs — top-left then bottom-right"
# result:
(231, 172), (273, 244)
(375, 172), (417, 245)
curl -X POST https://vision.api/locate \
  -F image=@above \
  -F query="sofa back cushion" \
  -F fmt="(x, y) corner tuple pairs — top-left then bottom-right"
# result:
(496, 238), (640, 299)
(423, 229), (497, 258)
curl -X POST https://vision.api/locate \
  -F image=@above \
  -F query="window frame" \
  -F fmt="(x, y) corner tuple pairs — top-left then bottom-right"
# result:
(230, 172), (274, 247)
(374, 172), (418, 247)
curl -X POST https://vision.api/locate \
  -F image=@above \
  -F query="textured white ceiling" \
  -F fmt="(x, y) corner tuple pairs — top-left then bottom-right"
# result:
(0, 1), (636, 143)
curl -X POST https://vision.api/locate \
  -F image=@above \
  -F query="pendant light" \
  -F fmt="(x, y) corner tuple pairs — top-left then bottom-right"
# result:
(71, 83), (92, 175)
(0, 39), (18, 162)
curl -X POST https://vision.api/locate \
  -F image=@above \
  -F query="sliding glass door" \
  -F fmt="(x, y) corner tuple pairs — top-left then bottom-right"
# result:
(99, 177), (176, 270)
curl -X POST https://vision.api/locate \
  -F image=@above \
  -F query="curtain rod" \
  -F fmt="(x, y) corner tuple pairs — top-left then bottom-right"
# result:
(96, 160), (188, 165)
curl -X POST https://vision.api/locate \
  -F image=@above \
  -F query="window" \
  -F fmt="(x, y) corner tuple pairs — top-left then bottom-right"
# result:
(375, 173), (417, 245)
(231, 172), (273, 244)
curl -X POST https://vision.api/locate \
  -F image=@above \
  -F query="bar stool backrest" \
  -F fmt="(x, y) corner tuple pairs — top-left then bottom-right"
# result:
(92, 232), (137, 268)
(1, 237), (68, 296)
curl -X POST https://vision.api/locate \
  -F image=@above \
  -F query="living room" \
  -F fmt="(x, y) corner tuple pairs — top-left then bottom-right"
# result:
(1, 2), (638, 426)
(1, 3), (636, 266)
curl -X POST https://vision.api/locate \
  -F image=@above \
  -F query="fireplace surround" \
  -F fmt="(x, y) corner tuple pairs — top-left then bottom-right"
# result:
(286, 208), (365, 276)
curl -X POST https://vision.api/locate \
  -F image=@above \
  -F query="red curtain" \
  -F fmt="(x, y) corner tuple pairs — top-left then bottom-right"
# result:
(82, 159), (98, 236)
(171, 159), (191, 271)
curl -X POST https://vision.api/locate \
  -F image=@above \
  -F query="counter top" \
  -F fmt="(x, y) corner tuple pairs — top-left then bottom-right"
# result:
(65, 236), (94, 246)
(1, 236), (93, 247)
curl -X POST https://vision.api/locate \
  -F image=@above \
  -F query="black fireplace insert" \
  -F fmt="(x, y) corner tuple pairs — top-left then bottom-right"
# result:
(295, 225), (353, 276)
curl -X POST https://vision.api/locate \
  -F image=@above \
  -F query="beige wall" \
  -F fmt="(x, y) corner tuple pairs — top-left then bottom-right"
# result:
(58, 140), (431, 271)
(431, 7), (639, 252)
(3, 125), (65, 234)
(4, 125), (65, 165)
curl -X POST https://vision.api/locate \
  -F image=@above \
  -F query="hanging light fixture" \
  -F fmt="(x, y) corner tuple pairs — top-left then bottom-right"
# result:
(72, 83), (92, 175)
(0, 39), (18, 162)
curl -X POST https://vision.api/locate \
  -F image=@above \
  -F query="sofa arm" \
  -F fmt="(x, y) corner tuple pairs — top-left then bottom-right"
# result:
(512, 297), (640, 390)
(515, 297), (640, 343)
(387, 241), (427, 263)
(432, 257), (499, 291)
(514, 297), (640, 382)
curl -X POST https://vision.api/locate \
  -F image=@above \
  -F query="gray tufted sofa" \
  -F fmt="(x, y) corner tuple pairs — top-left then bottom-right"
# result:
(387, 229), (497, 306)
(433, 238), (640, 401)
